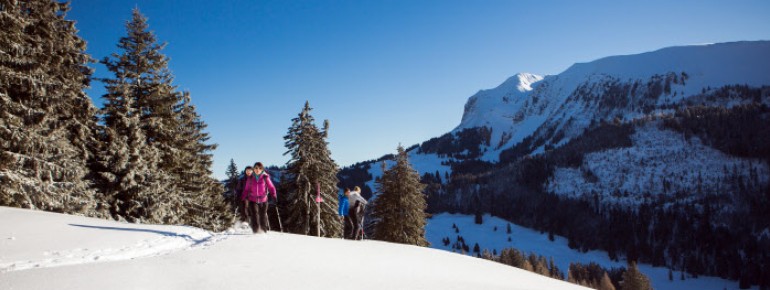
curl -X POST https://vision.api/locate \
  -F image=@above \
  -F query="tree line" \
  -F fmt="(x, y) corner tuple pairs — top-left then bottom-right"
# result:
(1, 1), (434, 249)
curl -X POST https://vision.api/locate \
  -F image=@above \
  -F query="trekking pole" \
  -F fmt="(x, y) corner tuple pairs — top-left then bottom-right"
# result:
(265, 203), (271, 232)
(358, 205), (366, 240)
(275, 195), (283, 233)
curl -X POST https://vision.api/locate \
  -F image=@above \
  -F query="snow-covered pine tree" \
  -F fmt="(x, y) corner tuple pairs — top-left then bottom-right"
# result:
(174, 92), (231, 231)
(99, 8), (186, 173)
(0, 0), (105, 217)
(94, 82), (174, 223)
(101, 8), (179, 168)
(97, 9), (229, 230)
(371, 145), (429, 246)
(281, 101), (341, 237)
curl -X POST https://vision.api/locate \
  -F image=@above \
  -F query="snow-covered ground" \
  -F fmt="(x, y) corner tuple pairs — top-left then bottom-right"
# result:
(547, 124), (769, 205)
(365, 151), (452, 196)
(426, 213), (755, 290)
(0, 206), (587, 290)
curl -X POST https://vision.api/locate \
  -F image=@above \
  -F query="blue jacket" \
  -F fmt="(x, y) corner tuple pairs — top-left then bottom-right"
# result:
(338, 192), (349, 216)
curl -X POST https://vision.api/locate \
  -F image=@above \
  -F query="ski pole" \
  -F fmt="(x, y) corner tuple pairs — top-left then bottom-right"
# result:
(275, 199), (283, 233)
(265, 203), (271, 232)
(359, 205), (366, 240)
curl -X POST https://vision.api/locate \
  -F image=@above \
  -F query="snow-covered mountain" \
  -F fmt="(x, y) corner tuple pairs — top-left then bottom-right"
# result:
(343, 41), (770, 199)
(344, 41), (770, 185)
(0, 206), (587, 290)
(337, 40), (770, 289)
(453, 41), (770, 161)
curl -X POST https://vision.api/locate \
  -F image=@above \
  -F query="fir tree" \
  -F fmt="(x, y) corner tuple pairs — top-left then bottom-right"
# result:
(94, 8), (180, 223)
(94, 84), (172, 223)
(225, 159), (239, 194)
(0, 0), (105, 216)
(599, 272), (616, 290)
(100, 8), (179, 162)
(371, 145), (429, 246)
(96, 9), (229, 230)
(97, 8), (180, 178)
(173, 92), (231, 231)
(621, 261), (652, 290)
(281, 101), (341, 237)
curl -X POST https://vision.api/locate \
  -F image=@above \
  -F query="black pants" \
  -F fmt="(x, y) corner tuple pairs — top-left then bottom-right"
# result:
(349, 206), (363, 240)
(343, 215), (354, 239)
(237, 199), (248, 222)
(247, 201), (269, 233)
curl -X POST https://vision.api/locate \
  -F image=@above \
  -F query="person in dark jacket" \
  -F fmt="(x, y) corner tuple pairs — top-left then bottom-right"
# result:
(242, 162), (277, 234)
(234, 166), (253, 223)
(348, 186), (367, 240)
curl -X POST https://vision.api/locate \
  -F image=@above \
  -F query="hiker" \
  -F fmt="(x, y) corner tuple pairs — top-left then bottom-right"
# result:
(348, 186), (368, 240)
(234, 166), (254, 224)
(242, 162), (277, 234)
(338, 188), (352, 238)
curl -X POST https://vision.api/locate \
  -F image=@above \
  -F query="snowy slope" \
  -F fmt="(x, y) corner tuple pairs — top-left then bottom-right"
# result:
(453, 41), (770, 161)
(0, 207), (588, 290)
(456, 73), (547, 160)
(426, 213), (756, 290)
(547, 123), (770, 205)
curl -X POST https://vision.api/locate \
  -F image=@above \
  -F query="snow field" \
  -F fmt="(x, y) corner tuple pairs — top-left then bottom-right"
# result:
(0, 206), (589, 290)
(426, 213), (756, 290)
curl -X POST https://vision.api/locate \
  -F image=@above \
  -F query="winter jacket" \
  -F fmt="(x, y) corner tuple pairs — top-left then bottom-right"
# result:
(347, 191), (367, 214)
(241, 173), (277, 203)
(235, 173), (250, 201)
(338, 192), (349, 216)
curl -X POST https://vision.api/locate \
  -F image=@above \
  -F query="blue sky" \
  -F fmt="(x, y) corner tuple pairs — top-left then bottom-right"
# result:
(67, 0), (770, 179)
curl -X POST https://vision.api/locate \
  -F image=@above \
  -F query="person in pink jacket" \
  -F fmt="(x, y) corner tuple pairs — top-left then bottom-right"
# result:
(241, 162), (277, 234)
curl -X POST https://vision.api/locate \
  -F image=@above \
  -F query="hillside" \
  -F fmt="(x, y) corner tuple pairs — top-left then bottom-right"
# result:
(337, 40), (770, 288)
(0, 206), (587, 290)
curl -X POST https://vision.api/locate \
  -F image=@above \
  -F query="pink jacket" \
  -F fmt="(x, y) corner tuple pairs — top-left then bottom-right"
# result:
(241, 173), (277, 203)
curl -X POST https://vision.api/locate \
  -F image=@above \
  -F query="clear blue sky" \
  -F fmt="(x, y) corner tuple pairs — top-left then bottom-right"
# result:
(67, 0), (770, 179)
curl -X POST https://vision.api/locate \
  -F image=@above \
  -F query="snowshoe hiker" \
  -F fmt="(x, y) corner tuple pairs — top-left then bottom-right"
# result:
(339, 188), (352, 238)
(242, 162), (277, 234)
(348, 186), (368, 240)
(234, 166), (253, 225)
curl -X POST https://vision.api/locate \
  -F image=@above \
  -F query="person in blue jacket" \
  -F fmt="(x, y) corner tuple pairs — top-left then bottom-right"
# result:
(338, 188), (351, 238)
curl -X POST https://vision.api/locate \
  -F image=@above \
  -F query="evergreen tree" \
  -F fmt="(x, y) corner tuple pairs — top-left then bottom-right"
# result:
(225, 159), (239, 194)
(173, 92), (231, 231)
(371, 145), (429, 246)
(281, 101), (341, 237)
(0, 0), (105, 216)
(599, 272), (617, 290)
(621, 261), (652, 290)
(96, 9), (229, 230)
(94, 83), (172, 223)
(95, 8), (180, 223)
(100, 8), (178, 163)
